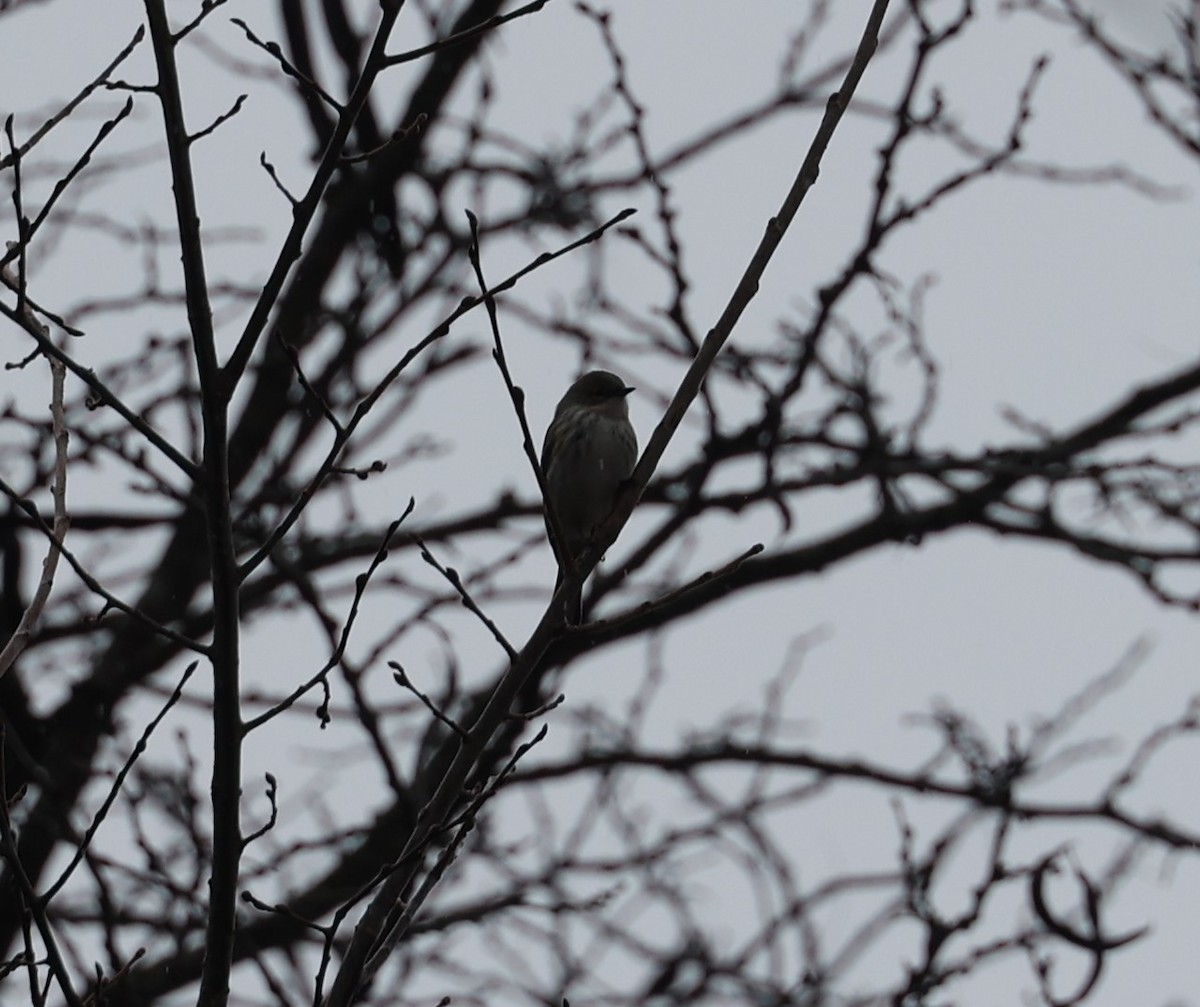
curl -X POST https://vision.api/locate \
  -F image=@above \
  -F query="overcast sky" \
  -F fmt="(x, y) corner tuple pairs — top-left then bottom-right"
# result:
(3, 1), (1199, 1004)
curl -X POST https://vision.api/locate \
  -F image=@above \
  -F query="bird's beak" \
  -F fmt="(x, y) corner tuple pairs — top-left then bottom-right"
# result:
(621, 385), (635, 396)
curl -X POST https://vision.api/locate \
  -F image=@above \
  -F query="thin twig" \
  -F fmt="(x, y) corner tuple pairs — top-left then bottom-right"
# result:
(383, 0), (553, 67)
(276, 332), (341, 431)
(242, 505), (414, 735)
(4, 116), (29, 317)
(590, 542), (765, 633)
(241, 773), (279, 849)
(174, 0), (231, 41)
(42, 662), (198, 899)
(390, 662), (466, 738)
(415, 532), (517, 660)
(0, 99), (136, 270)
(464, 209), (568, 568)
(339, 115), (425, 164)
(229, 17), (343, 112)
(0, 27), (144, 170)
(189, 93), (247, 145)
(259, 152), (300, 207)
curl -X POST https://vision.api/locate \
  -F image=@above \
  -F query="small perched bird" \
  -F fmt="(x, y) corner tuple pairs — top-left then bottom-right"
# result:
(541, 370), (637, 622)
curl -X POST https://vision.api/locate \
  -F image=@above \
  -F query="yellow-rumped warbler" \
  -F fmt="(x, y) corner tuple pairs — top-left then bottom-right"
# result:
(541, 370), (637, 622)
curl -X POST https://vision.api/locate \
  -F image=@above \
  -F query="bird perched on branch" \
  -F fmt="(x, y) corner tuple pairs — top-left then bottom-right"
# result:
(541, 370), (637, 622)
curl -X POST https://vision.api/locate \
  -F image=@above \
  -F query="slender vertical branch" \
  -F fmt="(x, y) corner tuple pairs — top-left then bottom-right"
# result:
(143, 3), (242, 1005)
(0, 356), (68, 681)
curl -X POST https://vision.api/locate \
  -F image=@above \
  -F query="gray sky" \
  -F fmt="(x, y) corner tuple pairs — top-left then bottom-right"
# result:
(2, 1), (1199, 1004)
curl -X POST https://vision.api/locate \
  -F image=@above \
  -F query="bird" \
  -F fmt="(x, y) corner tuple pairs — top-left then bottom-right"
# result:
(540, 370), (637, 622)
